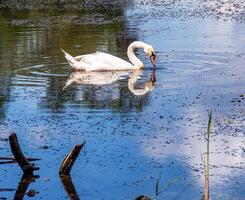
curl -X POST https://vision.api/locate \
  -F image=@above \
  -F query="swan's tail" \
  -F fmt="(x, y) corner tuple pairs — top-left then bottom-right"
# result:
(61, 49), (77, 67)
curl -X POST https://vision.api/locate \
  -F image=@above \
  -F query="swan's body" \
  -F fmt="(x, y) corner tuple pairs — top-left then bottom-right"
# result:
(61, 41), (156, 71)
(73, 52), (136, 71)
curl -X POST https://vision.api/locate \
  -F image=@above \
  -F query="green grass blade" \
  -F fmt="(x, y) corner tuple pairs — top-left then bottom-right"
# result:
(157, 176), (181, 196)
(155, 176), (160, 196)
(207, 110), (212, 141)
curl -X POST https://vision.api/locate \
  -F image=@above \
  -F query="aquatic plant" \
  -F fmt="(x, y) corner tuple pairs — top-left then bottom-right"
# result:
(135, 175), (181, 200)
(201, 110), (212, 200)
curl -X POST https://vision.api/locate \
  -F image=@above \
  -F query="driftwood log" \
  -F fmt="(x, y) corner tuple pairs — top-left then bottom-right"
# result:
(59, 142), (85, 176)
(59, 143), (85, 200)
(9, 133), (39, 174)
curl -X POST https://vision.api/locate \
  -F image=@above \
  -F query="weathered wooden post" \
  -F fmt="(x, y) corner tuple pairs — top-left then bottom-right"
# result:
(59, 142), (85, 176)
(9, 133), (39, 174)
(59, 142), (85, 200)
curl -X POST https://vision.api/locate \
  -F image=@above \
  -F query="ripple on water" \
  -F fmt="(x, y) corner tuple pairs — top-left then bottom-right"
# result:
(155, 51), (229, 75)
(12, 63), (69, 87)
(11, 50), (230, 91)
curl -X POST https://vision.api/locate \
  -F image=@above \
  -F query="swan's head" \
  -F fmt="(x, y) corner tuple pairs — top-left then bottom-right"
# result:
(144, 45), (156, 67)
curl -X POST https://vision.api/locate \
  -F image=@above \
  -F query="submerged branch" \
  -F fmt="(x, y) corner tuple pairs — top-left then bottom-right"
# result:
(0, 157), (40, 165)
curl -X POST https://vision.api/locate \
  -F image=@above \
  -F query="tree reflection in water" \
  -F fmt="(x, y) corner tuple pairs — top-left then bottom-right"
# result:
(0, 0), (139, 115)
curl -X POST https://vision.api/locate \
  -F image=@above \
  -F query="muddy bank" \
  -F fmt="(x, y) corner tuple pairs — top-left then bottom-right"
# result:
(1, 0), (244, 21)
(0, 0), (245, 27)
(131, 0), (245, 21)
(0, 0), (128, 10)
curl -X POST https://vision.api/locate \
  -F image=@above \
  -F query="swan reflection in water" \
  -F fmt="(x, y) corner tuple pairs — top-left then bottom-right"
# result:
(63, 69), (156, 96)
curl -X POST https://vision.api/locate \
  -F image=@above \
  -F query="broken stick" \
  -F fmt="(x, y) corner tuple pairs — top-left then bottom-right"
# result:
(59, 142), (85, 176)
(0, 157), (40, 162)
(9, 133), (39, 174)
(0, 157), (40, 164)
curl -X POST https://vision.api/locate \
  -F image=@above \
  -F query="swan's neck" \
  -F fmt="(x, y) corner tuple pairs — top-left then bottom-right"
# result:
(127, 41), (147, 68)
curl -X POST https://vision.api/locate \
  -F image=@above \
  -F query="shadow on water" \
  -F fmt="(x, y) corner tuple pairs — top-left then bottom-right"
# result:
(0, 173), (39, 200)
(14, 174), (39, 200)
(60, 175), (80, 200)
(52, 69), (157, 111)
(37, 69), (154, 112)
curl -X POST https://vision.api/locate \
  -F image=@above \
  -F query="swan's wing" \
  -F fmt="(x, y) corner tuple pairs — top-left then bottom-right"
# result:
(75, 52), (134, 71)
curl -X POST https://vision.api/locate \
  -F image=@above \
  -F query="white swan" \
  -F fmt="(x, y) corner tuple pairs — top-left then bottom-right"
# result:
(61, 41), (156, 71)
(63, 69), (156, 96)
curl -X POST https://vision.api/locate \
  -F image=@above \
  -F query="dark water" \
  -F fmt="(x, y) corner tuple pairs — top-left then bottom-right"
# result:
(0, 1), (245, 200)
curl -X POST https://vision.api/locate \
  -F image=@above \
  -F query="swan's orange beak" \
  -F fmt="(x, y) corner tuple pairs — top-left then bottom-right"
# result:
(150, 52), (156, 68)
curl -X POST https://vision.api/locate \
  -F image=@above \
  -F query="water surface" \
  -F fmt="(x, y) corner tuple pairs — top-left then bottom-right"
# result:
(0, 1), (245, 199)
